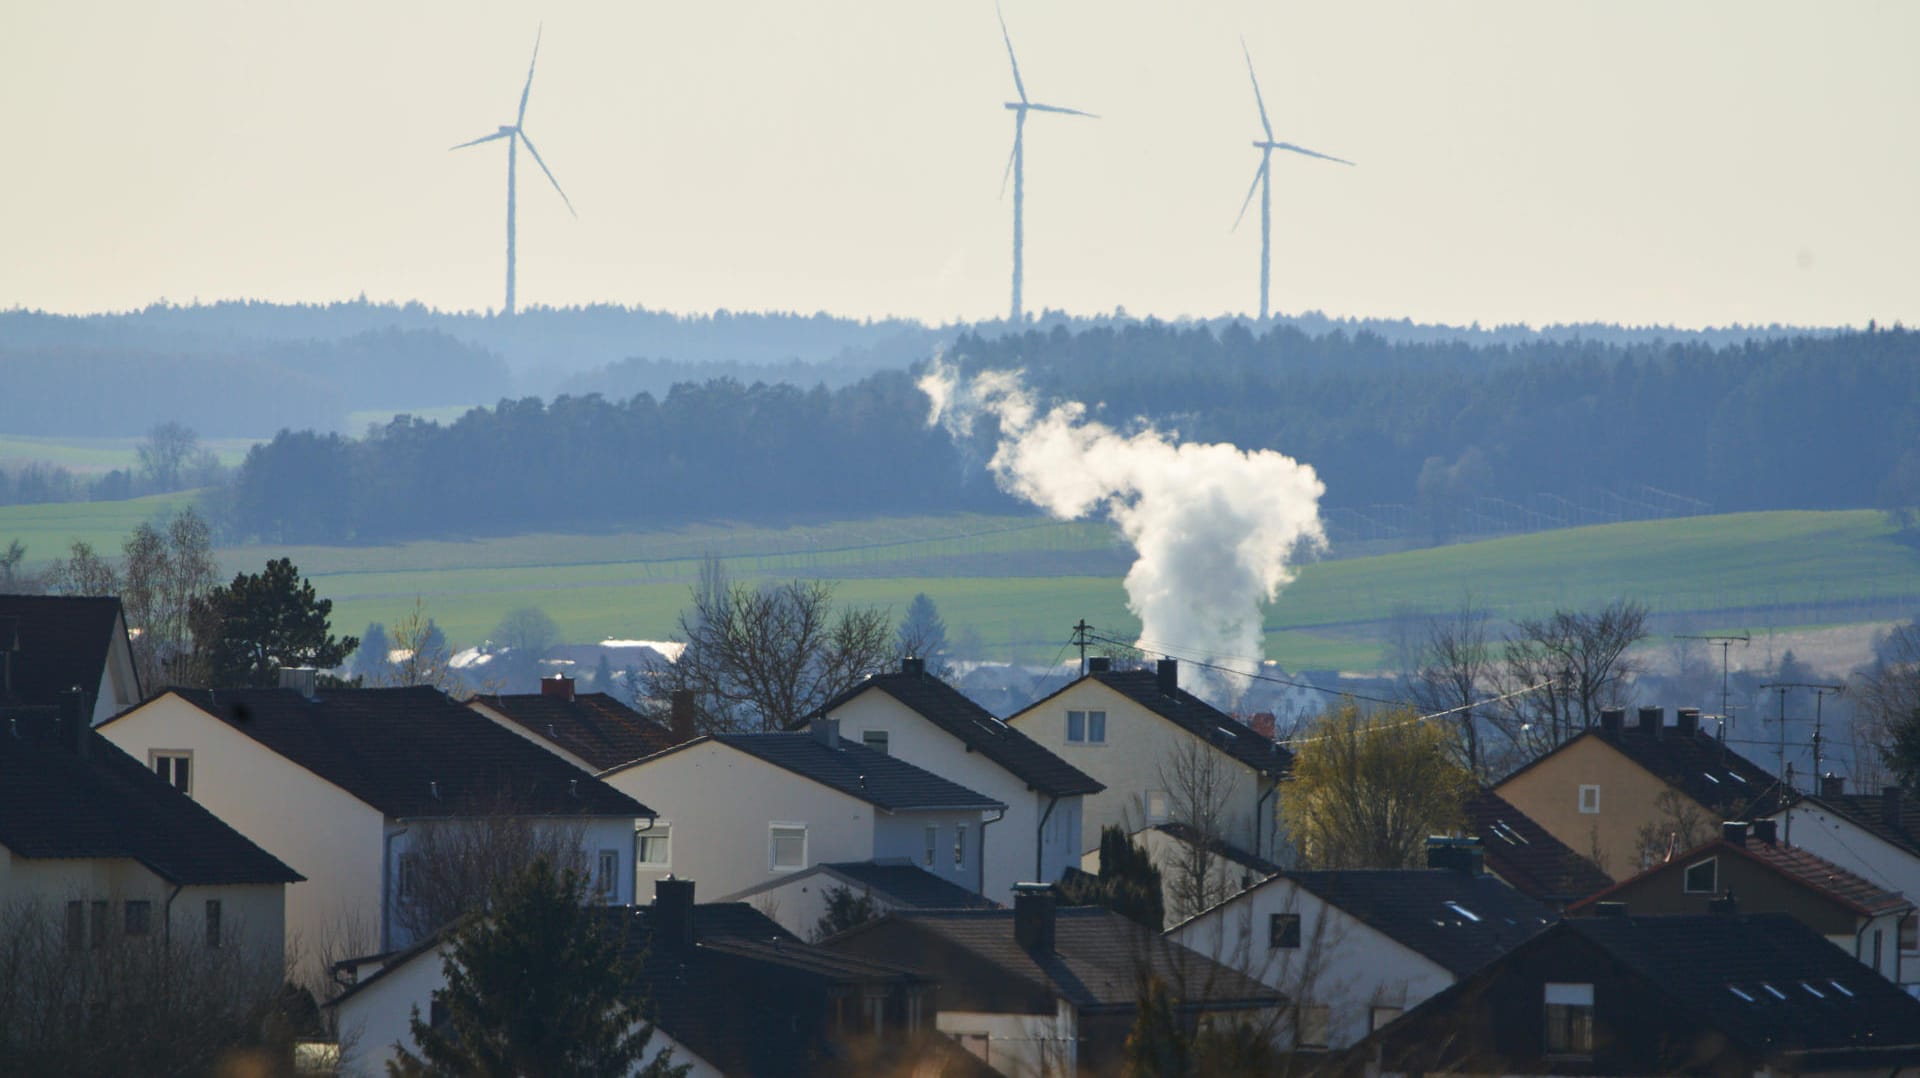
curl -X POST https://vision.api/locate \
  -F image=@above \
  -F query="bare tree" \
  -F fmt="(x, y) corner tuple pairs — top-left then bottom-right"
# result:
(393, 806), (587, 943)
(137, 421), (200, 493)
(0, 540), (30, 591)
(1857, 619), (1920, 790)
(383, 597), (461, 694)
(1409, 596), (1494, 778)
(1631, 787), (1716, 871)
(1491, 599), (1648, 761)
(1151, 738), (1241, 925)
(121, 509), (220, 691)
(44, 539), (121, 597)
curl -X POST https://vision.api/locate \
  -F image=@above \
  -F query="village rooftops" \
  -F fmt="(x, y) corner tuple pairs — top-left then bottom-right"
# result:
(1466, 788), (1613, 904)
(726, 859), (1001, 912)
(471, 689), (679, 772)
(0, 593), (139, 707)
(1500, 707), (1782, 819)
(1025, 664), (1292, 777)
(1569, 823), (1912, 919)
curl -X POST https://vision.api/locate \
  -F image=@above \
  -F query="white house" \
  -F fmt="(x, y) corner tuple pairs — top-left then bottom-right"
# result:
(1089, 821), (1282, 928)
(806, 658), (1101, 903)
(1165, 858), (1555, 1051)
(0, 594), (143, 723)
(599, 722), (1006, 904)
(721, 858), (999, 941)
(1006, 658), (1292, 860)
(97, 684), (652, 981)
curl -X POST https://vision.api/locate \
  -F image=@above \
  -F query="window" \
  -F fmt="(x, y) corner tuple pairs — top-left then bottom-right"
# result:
(596, 850), (620, 900)
(65, 901), (84, 951)
(1296, 1005), (1330, 1049)
(1578, 785), (1601, 814)
(771, 825), (807, 871)
(125, 900), (152, 937)
(924, 824), (938, 868)
(1067, 710), (1085, 742)
(90, 900), (109, 949)
(1087, 711), (1106, 743)
(1369, 1006), (1402, 1032)
(152, 751), (192, 795)
(1145, 789), (1169, 824)
(1902, 914), (1917, 954)
(1683, 857), (1718, 894)
(205, 900), (223, 949)
(1544, 982), (1594, 1056)
(637, 823), (671, 867)
(397, 853), (419, 898)
(954, 823), (968, 869)
(1873, 928), (1884, 973)
(1269, 913), (1301, 950)
(862, 730), (890, 754)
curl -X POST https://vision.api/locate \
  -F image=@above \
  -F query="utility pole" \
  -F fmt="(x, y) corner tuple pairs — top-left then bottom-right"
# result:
(1760, 681), (1844, 793)
(1071, 619), (1094, 676)
(1677, 632), (1749, 741)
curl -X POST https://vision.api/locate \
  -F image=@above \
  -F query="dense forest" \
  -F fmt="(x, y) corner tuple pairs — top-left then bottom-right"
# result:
(217, 323), (1920, 544)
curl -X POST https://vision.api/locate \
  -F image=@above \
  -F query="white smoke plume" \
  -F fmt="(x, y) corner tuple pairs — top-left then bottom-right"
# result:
(919, 357), (1326, 698)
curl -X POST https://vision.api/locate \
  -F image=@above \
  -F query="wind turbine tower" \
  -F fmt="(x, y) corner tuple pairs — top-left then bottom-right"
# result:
(1235, 42), (1352, 321)
(998, 8), (1095, 324)
(451, 28), (576, 317)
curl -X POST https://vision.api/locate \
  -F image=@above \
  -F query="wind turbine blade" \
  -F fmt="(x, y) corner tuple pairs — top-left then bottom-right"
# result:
(1026, 103), (1097, 118)
(1242, 40), (1274, 142)
(1233, 160), (1267, 230)
(996, 4), (1028, 103)
(518, 131), (576, 216)
(518, 25), (543, 126)
(1000, 139), (1018, 198)
(1273, 141), (1355, 166)
(449, 130), (512, 151)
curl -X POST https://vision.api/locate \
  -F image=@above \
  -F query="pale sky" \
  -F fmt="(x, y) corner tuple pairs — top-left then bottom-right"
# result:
(4, 1), (1916, 329)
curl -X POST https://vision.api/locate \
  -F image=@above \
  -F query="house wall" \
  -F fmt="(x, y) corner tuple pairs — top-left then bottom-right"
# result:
(1010, 679), (1271, 858)
(1111, 827), (1270, 928)
(1166, 877), (1452, 1050)
(871, 806), (994, 895)
(0, 853), (286, 968)
(99, 693), (387, 979)
(1584, 850), (1858, 935)
(1771, 802), (1920, 983)
(1495, 736), (1706, 881)
(936, 1001), (1075, 1078)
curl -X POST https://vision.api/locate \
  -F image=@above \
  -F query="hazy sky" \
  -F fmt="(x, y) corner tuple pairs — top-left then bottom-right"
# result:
(4, 1), (1916, 328)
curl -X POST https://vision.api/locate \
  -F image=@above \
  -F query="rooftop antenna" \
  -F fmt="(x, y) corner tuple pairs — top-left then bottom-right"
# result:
(997, 5), (1096, 324)
(1760, 681), (1844, 794)
(1235, 40), (1353, 322)
(450, 26), (576, 316)
(1071, 619), (1093, 676)
(1676, 632), (1750, 741)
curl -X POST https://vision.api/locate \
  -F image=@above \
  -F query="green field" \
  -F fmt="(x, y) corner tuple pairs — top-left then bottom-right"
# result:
(4, 499), (1917, 672)
(0, 435), (255, 475)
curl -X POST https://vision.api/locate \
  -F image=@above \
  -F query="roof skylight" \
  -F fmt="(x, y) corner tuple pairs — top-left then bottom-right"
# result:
(1800, 982), (1826, 999)
(1703, 772), (1721, 784)
(1728, 985), (1756, 1003)
(1443, 901), (1481, 923)
(1760, 983), (1788, 1000)
(1829, 980), (1855, 997)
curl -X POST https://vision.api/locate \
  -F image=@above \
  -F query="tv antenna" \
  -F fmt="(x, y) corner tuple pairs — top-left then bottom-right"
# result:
(1676, 632), (1749, 740)
(1071, 619), (1094, 676)
(1759, 681), (1844, 792)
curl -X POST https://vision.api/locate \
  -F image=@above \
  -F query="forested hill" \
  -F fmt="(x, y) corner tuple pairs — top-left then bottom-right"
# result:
(220, 323), (1919, 544)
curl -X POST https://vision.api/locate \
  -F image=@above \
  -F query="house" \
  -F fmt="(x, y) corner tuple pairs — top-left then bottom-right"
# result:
(600, 721), (1006, 904)
(1006, 658), (1292, 862)
(97, 682), (652, 975)
(1493, 705), (1780, 880)
(723, 858), (1000, 941)
(469, 675), (685, 773)
(1764, 776), (1920, 978)
(1165, 848), (1554, 1051)
(826, 884), (1284, 1078)
(806, 657), (1103, 902)
(1567, 819), (1914, 983)
(1089, 821), (1282, 928)
(0, 689), (300, 966)
(331, 879), (948, 1078)
(0, 594), (142, 722)
(1347, 911), (1920, 1077)
(1463, 788), (1613, 907)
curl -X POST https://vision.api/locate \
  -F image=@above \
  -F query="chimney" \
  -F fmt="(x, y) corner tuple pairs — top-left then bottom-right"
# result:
(1599, 706), (1625, 735)
(652, 877), (696, 950)
(1752, 818), (1778, 845)
(1721, 821), (1749, 845)
(814, 718), (841, 750)
(1086, 656), (1112, 674)
(1709, 889), (1739, 915)
(1885, 786), (1906, 828)
(1676, 708), (1701, 737)
(901, 656), (925, 677)
(278, 666), (318, 700)
(1156, 658), (1179, 695)
(58, 686), (90, 758)
(1012, 883), (1056, 955)
(541, 674), (575, 703)
(1249, 712), (1276, 740)
(669, 690), (696, 743)
(1819, 773), (1846, 799)
(1593, 901), (1628, 918)
(1425, 837), (1484, 876)
(1637, 706), (1664, 738)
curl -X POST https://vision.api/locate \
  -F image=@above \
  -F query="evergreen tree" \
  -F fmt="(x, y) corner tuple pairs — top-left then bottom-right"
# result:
(189, 558), (357, 688)
(895, 592), (949, 672)
(810, 885), (880, 942)
(1056, 825), (1164, 930)
(1123, 976), (1189, 1078)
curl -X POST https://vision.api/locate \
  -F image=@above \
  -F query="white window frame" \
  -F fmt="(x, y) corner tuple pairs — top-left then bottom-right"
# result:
(1296, 1004), (1331, 1049)
(1682, 856), (1718, 894)
(770, 823), (808, 872)
(954, 822), (968, 869)
(637, 821), (671, 868)
(1544, 982), (1595, 1056)
(1578, 785), (1601, 814)
(596, 849), (621, 900)
(924, 824), (938, 867)
(151, 749), (193, 795)
(1145, 789), (1170, 824)
(861, 730), (890, 754)
(1067, 710), (1086, 743)
(1087, 710), (1106, 744)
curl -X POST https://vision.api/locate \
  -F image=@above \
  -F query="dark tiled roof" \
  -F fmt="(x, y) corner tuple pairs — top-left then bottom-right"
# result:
(472, 692), (678, 772)
(0, 594), (133, 707)
(820, 860), (1001, 909)
(690, 733), (1005, 812)
(1465, 788), (1613, 904)
(1569, 835), (1911, 918)
(135, 687), (650, 819)
(1280, 869), (1556, 977)
(1791, 791), (1920, 859)
(1146, 822), (1283, 878)
(0, 708), (300, 885)
(1500, 723), (1780, 818)
(1026, 669), (1292, 777)
(820, 672), (1103, 797)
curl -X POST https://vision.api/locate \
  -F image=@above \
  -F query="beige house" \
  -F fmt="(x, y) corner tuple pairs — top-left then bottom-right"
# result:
(1493, 706), (1778, 880)
(1006, 659), (1292, 861)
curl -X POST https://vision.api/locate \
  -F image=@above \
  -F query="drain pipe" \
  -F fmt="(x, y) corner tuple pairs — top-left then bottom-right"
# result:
(979, 807), (1006, 897)
(1035, 796), (1060, 882)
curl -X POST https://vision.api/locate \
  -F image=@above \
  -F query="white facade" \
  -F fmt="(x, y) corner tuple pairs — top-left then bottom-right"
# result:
(600, 739), (992, 903)
(92, 610), (143, 723)
(819, 688), (1084, 903)
(937, 999), (1077, 1078)
(1166, 878), (1453, 1050)
(0, 849), (286, 967)
(1765, 800), (1920, 983)
(1089, 825), (1272, 928)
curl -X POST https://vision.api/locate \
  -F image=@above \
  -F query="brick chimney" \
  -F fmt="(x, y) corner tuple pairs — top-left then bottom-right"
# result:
(1087, 656), (1112, 673)
(1752, 818), (1778, 845)
(1721, 821), (1749, 845)
(1013, 883), (1056, 955)
(1600, 707), (1625, 735)
(1637, 706), (1664, 738)
(541, 674), (575, 703)
(1676, 708), (1700, 737)
(1820, 773), (1846, 799)
(901, 656), (925, 677)
(652, 877), (695, 950)
(1156, 659), (1179, 695)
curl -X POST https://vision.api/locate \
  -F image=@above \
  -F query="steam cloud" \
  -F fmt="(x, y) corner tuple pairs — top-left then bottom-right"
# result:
(920, 358), (1325, 697)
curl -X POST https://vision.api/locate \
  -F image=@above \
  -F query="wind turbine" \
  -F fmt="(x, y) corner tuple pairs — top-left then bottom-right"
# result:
(998, 7), (1095, 324)
(1235, 41), (1352, 321)
(450, 28), (576, 317)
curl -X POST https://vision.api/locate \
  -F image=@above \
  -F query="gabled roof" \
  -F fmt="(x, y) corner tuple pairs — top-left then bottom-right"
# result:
(121, 686), (650, 820)
(471, 692), (678, 772)
(1568, 833), (1911, 918)
(0, 594), (136, 707)
(727, 859), (1000, 912)
(614, 732), (1004, 813)
(1497, 722), (1779, 818)
(1251, 869), (1555, 977)
(1780, 790), (1920, 860)
(1465, 788), (1613, 904)
(1017, 668), (1292, 777)
(1144, 821), (1283, 879)
(819, 671), (1103, 797)
(0, 707), (300, 886)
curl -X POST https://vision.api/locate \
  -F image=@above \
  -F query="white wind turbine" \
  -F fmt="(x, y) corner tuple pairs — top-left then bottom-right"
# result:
(998, 6), (1096, 324)
(1235, 41), (1352, 321)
